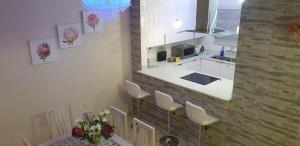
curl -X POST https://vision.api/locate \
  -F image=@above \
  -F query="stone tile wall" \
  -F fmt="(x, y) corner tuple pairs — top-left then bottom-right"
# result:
(130, 0), (300, 146)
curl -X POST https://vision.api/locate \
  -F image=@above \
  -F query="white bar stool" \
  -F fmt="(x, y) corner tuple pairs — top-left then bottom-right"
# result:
(23, 138), (32, 146)
(186, 101), (219, 146)
(125, 80), (150, 116)
(155, 91), (183, 133)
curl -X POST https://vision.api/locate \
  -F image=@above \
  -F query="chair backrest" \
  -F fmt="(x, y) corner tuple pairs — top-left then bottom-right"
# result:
(155, 91), (174, 111)
(125, 80), (141, 98)
(31, 111), (51, 145)
(23, 138), (32, 146)
(109, 106), (128, 140)
(133, 118), (155, 146)
(185, 101), (208, 125)
(46, 104), (72, 139)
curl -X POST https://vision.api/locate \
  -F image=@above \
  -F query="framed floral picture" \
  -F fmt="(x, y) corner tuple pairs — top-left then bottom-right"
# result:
(82, 11), (103, 34)
(57, 23), (82, 48)
(29, 38), (58, 66)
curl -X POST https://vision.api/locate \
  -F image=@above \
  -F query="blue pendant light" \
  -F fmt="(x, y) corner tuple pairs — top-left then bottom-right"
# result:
(82, 0), (131, 20)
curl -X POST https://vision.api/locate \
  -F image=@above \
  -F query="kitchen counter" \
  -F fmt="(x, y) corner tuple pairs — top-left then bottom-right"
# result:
(138, 50), (235, 101)
(177, 50), (236, 65)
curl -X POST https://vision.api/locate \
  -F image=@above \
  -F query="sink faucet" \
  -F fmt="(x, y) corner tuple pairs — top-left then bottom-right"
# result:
(226, 46), (237, 54)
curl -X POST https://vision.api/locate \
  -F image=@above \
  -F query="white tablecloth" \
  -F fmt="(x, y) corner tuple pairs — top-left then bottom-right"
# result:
(38, 134), (132, 146)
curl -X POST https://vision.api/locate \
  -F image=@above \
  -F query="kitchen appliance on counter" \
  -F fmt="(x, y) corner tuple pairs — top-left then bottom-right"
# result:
(167, 57), (176, 62)
(157, 50), (167, 62)
(181, 72), (220, 85)
(171, 44), (196, 59)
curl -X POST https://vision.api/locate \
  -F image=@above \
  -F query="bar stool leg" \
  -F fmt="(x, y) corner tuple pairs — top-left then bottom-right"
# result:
(167, 111), (171, 134)
(204, 126), (213, 146)
(199, 125), (202, 146)
(137, 99), (140, 116)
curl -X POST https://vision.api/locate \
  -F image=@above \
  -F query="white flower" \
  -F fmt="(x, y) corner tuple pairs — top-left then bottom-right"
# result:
(102, 117), (108, 123)
(89, 131), (93, 137)
(84, 125), (89, 131)
(104, 109), (110, 115)
(99, 111), (105, 116)
(96, 124), (101, 131)
(90, 125), (97, 131)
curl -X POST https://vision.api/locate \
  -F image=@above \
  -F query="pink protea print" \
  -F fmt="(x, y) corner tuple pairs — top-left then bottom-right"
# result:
(36, 43), (51, 62)
(87, 13), (99, 32)
(63, 26), (79, 45)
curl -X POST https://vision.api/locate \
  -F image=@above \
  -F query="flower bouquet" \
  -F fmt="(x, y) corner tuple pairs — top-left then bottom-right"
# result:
(72, 110), (114, 146)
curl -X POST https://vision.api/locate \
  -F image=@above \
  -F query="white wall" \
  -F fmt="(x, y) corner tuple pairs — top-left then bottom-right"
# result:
(0, 0), (131, 145)
(219, 0), (242, 9)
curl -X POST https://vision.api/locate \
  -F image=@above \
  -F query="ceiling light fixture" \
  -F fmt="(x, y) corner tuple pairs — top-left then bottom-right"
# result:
(82, 0), (131, 20)
(173, 0), (183, 29)
(173, 19), (183, 29)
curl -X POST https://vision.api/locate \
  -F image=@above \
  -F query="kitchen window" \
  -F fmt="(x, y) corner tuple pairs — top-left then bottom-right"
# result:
(214, 0), (243, 46)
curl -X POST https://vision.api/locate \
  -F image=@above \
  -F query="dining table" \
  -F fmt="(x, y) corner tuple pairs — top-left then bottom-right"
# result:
(38, 134), (132, 146)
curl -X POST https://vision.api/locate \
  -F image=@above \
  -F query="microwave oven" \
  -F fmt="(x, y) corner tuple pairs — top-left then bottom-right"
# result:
(171, 44), (196, 59)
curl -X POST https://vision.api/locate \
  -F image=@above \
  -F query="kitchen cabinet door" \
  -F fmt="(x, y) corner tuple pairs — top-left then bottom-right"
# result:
(178, 59), (201, 72)
(200, 59), (221, 77)
(178, 62), (190, 70)
(189, 59), (201, 72)
(164, 0), (198, 44)
(140, 0), (165, 48)
(220, 63), (235, 80)
(141, 0), (198, 47)
(178, 61), (193, 70)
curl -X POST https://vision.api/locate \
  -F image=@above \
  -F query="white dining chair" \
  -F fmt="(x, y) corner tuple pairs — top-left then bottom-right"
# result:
(185, 101), (219, 146)
(46, 104), (73, 139)
(133, 118), (155, 146)
(23, 138), (32, 146)
(125, 80), (150, 116)
(155, 91), (183, 133)
(31, 111), (51, 145)
(109, 106), (128, 141)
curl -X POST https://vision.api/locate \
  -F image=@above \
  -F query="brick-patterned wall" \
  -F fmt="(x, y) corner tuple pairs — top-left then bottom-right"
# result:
(130, 0), (142, 72)
(130, 0), (300, 146)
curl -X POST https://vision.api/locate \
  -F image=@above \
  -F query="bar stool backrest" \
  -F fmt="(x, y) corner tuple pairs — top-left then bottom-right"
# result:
(155, 91), (174, 111)
(125, 80), (141, 98)
(186, 101), (208, 125)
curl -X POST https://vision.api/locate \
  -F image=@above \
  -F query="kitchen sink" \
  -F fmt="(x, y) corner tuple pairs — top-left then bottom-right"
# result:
(210, 55), (236, 63)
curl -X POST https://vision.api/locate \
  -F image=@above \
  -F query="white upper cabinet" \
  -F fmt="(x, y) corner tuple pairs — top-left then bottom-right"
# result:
(141, 0), (197, 48)
(141, 0), (164, 48)
(165, 0), (198, 44)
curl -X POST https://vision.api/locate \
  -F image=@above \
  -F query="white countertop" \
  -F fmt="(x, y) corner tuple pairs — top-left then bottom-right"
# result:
(177, 50), (236, 65)
(138, 51), (235, 101)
